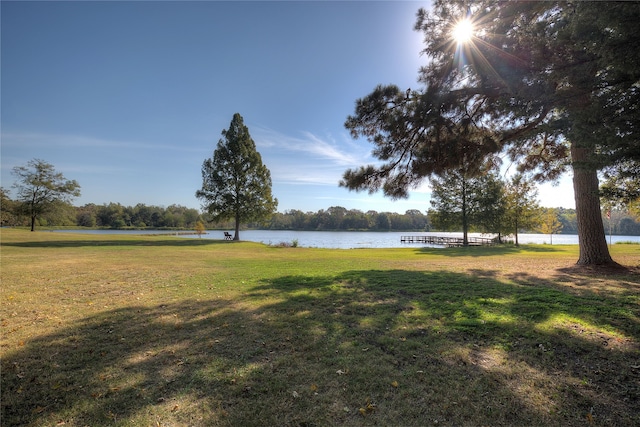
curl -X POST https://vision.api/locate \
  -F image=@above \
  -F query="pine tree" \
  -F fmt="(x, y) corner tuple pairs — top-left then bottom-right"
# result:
(474, 172), (507, 242)
(428, 169), (487, 246)
(196, 113), (277, 240)
(342, 1), (639, 265)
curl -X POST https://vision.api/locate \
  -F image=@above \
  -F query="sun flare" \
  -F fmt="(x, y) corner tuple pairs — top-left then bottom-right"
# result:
(452, 18), (474, 44)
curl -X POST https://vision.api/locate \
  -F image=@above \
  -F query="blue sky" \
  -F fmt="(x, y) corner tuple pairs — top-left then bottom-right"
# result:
(1, 0), (574, 213)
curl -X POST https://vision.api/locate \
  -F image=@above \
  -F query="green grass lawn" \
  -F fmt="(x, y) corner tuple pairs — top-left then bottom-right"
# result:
(1, 229), (638, 426)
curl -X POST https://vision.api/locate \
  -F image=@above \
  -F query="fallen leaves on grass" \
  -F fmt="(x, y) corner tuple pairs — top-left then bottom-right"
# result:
(359, 398), (377, 417)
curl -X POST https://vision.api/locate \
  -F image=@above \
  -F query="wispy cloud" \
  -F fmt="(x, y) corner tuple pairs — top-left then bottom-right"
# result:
(56, 164), (132, 175)
(274, 169), (342, 186)
(251, 126), (375, 186)
(0, 131), (203, 153)
(253, 126), (369, 166)
(251, 126), (436, 195)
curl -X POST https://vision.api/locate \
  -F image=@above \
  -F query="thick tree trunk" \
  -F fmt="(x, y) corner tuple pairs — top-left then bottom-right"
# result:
(30, 215), (36, 232)
(571, 145), (614, 265)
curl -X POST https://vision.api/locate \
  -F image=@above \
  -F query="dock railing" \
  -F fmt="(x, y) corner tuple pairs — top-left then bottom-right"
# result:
(400, 235), (496, 247)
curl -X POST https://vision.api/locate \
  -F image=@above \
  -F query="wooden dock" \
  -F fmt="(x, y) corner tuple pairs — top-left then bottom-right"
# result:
(400, 235), (495, 247)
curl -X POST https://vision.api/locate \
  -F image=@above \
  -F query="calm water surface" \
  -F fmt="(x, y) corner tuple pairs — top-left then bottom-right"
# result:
(54, 229), (640, 249)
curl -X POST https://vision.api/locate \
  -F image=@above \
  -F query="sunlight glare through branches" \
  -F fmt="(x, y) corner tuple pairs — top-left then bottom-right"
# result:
(452, 18), (474, 44)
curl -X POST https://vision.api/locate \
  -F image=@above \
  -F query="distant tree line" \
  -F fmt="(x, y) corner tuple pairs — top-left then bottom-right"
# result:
(1, 193), (203, 230)
(210, 204), (640, 236)
(2, 190), (639, 235)
(538, 208), (639, 236)
(259, 207), (430, 231)
(75, 203), (202, 229)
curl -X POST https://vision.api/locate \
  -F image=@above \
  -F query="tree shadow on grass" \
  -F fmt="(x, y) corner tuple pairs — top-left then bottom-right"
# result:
(503, 263), (640, 296)
(251, 269), (639, 425)
(2, 269), (639, 426)
(413, 244), (560, 257)
(2, 299), (286, 426)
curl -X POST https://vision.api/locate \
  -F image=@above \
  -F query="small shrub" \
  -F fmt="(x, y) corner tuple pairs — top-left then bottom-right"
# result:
(271, 239), (299, 248)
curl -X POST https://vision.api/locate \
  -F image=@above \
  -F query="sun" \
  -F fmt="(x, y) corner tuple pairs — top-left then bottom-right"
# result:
(452, 18), (474, 44)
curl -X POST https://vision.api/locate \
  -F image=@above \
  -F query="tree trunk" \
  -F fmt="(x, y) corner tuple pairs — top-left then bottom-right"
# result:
(462, 179), (469, 246)
(233, 212), (240, 241)
(30, 215), (36, 232)
(571, 145), (614, 265)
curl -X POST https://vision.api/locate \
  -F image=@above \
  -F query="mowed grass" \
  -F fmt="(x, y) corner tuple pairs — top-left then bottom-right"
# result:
(1, 229), (639, 427)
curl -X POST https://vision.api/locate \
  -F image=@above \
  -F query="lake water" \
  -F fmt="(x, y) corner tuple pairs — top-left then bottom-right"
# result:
(54, 229), (640, 249)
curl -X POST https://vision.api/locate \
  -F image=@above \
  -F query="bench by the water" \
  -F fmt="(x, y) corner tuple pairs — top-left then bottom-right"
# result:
(400, 235), (495, 247)
(224, 232), (233, 240)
